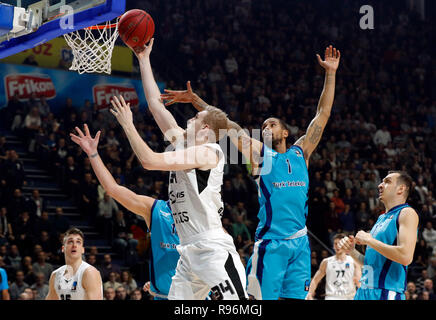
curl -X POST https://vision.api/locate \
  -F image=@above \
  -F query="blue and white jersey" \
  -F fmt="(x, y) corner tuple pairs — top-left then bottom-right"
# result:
(360, 203), (413, 293)
(255, 144), (309, 240)
(148, 199), (180, 297)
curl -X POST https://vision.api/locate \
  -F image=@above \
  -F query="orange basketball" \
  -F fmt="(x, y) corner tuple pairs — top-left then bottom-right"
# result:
(118, 9), (155, 51)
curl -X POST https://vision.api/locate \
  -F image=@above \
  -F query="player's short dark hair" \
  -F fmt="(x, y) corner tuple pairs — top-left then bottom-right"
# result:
(333, 233), (347, 241)
(273, 117), (290, 132)
(388, 170), (413, 198)
(63, 227), (84, 244)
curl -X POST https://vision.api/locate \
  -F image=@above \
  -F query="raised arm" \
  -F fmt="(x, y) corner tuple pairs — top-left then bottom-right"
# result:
(70, 124), (155, 228)
(161, 81), (263, 172)
(161, 80), (209, 112)
(295, 45), (340, 166)
(354, 207), (419, 266)
(109, 96), (219, 172)
(135, 39), (184, 143)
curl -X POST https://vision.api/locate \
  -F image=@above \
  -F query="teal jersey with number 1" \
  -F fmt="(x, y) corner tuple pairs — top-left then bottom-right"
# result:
(255, 144), (309, 240)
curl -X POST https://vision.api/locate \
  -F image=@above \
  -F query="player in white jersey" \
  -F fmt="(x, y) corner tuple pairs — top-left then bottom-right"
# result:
(46, 228), (103, 300)
(306, 233), (361, 300)
(109, 38), (247, 300)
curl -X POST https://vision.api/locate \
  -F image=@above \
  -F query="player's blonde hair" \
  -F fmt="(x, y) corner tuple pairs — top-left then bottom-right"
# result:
(202, 105), (228, 142)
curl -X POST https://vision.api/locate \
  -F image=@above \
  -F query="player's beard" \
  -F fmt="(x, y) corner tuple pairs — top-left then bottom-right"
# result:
(272, 135), (285, 150)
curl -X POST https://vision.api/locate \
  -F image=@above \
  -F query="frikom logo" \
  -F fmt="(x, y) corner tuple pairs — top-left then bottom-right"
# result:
(93, 84), (139, 110)
(5, 74), (56, 101)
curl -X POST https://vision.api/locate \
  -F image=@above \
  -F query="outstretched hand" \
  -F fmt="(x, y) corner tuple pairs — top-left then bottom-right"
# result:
(70, 124), (100, 156)
(133, 38), (155, 60)
(160, 80), (196, 107)
(110, 95), (133, 129)
(316, 45), (340, 73)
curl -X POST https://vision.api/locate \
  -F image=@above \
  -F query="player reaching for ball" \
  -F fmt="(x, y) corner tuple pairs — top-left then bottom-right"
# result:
(162, 45), (340, 300)
(110, 38), (248, 300)
(46, 228), (103, 300)
(338, 171), (419, 300)
(70, 124), (179, 300)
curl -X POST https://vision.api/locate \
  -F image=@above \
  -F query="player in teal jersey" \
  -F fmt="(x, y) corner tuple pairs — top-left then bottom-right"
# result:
(161, 45), (341, 299)
(70, 124), (179, 300)
(338, 171), (419, 300)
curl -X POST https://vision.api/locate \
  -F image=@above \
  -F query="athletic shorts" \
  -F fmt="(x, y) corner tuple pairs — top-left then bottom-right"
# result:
(246, 233), (311, 300)
(168, 230), (248, 300)
(354, 288), (405, 300)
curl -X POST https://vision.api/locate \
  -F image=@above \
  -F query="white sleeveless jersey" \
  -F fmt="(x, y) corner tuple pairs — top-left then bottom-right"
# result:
(53, 261), (98, 300)
(325, 255), (356, 299)
(168, 142), (225, 244)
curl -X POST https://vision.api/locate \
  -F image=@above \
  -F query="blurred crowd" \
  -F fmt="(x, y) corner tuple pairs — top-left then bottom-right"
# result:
(0, 0), (435, 299)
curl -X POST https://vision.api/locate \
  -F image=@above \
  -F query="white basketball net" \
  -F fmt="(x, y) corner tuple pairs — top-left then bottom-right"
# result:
(63, 19), (119, 74)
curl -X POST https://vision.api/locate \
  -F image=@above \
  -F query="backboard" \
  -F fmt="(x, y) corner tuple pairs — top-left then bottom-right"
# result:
(0, 0), (126, 59)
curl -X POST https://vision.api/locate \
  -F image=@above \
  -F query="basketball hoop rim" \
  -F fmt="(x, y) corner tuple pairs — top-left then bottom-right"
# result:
(85, 22), (118, 30)
(83, 16), (121, 30)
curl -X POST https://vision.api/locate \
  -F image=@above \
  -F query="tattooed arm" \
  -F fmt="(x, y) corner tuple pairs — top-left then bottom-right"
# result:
(295, 45), (340, 167)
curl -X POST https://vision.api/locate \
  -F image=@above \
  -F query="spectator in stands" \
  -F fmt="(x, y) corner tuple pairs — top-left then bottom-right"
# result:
(99, 254), (121, 282)
(97, 192), (119, 241)
(0, 207), (14, 246)
(30, 272), (49, 300)
(24, 107), (42, 143)
(38, 96), (51, 119)
(86, 254), (99, 269)
(5, 244), (22, 271)
(416, 269), (429, 293)
(339, 203), (355, 235)
(132, 177), (149, 196)
(373, 125), (392, 146)
(33, 211), (54, 236)
(427, 256), (436, 280)
(27, 189), (47, 219)
(422, 221), (436, 254)
(115, 286), (128, 300)
(103, 271), (122, 291)
(63, 156), (80, 198)
(130, 288), (142, 300)
(22, 287), (34, 300)
(103, 287), (115, 301)
(423, 278), (436, 300)
(232, 215), (251, 242)
(79, 172), (98, 221)
(14, 211), (35, 257)
(112, 210), (138, 264)
(32, 251), (53, 283)
(9, 270), (29, 300)
(51, 207), (70, 237)
(355, 202), (371, 231)
(324, 172), (337, 199)
(21, 255), (36, 285)
(23, 55), (38, 66)
(120, 270), (137, 296)
(406, 281), (419, 300)
(37, 231), (56, 261)
(7, 188), (27, 220)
